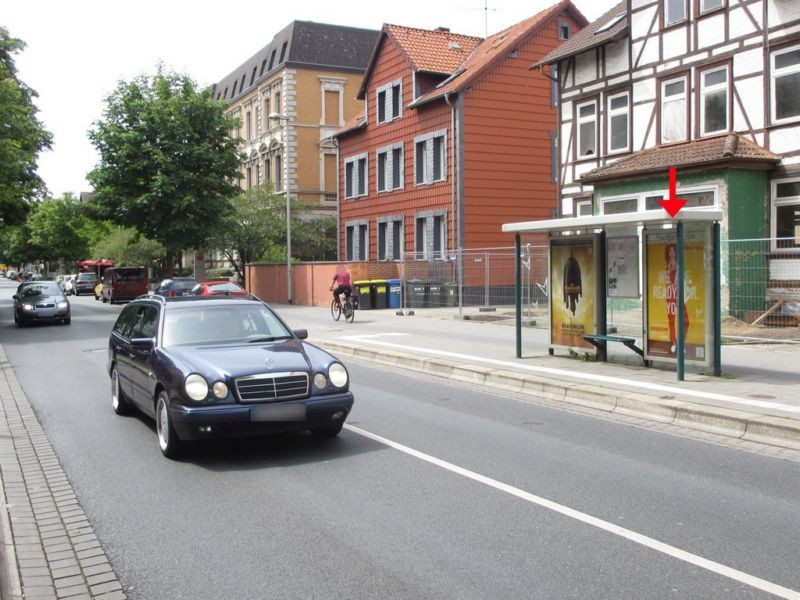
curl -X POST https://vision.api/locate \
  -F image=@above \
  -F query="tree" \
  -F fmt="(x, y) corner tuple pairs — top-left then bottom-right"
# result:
(87, 66), (241, 271)
(90, 227), (166, 274)
(207, 184), (288, 282)
(26, 195), (90, 265)
(291, 207), (337, 262)
(0, 27), (53, 227)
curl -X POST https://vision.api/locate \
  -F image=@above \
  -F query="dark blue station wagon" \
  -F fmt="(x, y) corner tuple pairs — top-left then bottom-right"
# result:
(108, 294), (354, 458)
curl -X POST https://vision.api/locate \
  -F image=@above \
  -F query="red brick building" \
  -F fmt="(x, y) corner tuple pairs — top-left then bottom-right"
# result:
(334, 1), (586, 263)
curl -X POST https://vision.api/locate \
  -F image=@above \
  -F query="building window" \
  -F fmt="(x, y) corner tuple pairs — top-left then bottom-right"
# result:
(414, 214), (446, 259)
(603, 198), (637, 215)
(274, 153), (282, 191)
(279, 41), (288, 63)
(264, 157), (271, 183)
(415, 217), (425, 257)
(576, 200), (593, 216)
(376, 144), (404, 193)
(378, 222), (388, 260)
(345, 222), (368, 261)
(603, 187), (717, 215)
(607, 91), (630, 154)
(245, 166), (252, 190)
(558, 21), (571, 40)
(344, 154), (368, 199)
(392, 219), (403, 260)
(377, 219), (403, 261)
(661, 76), (688, 143)
(772, 45), (800, 124)
(700, 66), (729, 136)
(576, 100), (597, 158)
(376, 79), (402, 124)
(700, 0), (723, 12)
(665, 0), (686, 25)
(433, 215), (445, 259)
(773, 179), (800, 250)
(245, 110), (252, 140)
(414, 131), (447, 185)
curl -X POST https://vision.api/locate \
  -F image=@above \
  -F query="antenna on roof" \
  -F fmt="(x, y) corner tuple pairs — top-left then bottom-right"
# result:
(451, 0), (497, 37)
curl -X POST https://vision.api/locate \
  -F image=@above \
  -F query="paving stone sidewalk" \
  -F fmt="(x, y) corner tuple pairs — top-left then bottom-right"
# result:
(0, 346), (126, 600)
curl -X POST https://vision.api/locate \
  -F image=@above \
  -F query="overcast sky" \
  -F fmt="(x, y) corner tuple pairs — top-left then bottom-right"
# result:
(5, 0), (609, 198)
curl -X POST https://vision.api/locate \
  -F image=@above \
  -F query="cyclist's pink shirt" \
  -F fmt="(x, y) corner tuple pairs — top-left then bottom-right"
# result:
(334, 272), (352, 287)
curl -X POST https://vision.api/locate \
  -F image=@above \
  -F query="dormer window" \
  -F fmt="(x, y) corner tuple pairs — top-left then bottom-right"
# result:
(558, 21), (571, 40)
(376, 79), (402, 125)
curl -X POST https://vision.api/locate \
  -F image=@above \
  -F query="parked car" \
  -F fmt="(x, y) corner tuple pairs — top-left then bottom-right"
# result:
(13, 281), (71, 326)
(6, 270), (18, 281)
(101, 267), (148, 304)
(189, 280), (248, 297)
(156, 277), (198, 298)
(73, 272), (98, 296)
(107, 295), (354, 458)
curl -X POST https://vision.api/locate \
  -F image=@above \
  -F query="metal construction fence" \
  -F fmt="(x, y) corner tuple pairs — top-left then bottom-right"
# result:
(398, 237), (800, 342)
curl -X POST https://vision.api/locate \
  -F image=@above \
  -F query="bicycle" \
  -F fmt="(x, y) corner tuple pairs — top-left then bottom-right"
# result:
(331, 294), (355, 323)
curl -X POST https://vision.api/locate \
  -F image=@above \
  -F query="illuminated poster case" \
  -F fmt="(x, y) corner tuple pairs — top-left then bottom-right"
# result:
(643, 228), (712, 367)
(549, 236), (598, 352)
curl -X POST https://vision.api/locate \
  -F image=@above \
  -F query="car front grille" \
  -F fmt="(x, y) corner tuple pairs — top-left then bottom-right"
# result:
(36, 302), (55, 308)
(235, 372), (309, 403)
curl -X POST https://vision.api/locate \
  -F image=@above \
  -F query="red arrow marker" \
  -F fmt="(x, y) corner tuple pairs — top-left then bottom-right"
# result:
(659, 167), (687, 218)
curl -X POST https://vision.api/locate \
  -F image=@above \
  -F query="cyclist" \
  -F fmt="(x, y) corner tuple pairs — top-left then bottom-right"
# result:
(330, 266), (353, 309)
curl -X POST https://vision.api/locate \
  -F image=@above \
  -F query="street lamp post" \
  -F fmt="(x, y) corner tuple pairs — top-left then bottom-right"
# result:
(269, 112), (292, 304)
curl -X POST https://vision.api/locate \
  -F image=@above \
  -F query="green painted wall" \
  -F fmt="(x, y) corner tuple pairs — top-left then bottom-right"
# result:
(591, 167), (771, 319)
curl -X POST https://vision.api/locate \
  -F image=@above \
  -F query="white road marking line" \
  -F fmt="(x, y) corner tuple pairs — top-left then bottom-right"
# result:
(347, 424), (800, 599)
(339, 335), (800, 415)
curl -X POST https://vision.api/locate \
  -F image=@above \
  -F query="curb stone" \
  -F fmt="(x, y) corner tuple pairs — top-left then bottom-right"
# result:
(319, 340), (800, 452)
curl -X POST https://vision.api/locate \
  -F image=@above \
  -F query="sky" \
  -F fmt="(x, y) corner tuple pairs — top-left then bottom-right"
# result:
(4, 0), (609, 198)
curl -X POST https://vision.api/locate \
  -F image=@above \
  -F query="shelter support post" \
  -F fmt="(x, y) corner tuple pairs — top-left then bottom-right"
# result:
(714, 222), (721, 377)
(677, 222), (686, 381)
(515, 234), (522, 358)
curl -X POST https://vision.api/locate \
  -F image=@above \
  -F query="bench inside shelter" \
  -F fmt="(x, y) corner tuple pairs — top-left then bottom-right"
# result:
(583, 334), (650, 366)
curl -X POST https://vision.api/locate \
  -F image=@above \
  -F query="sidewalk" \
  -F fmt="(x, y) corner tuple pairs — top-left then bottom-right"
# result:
(0, 345), (126, 600)
(275, 303), (800, 453)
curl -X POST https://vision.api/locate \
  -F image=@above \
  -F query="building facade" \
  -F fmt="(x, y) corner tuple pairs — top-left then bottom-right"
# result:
(536, 0), (800, 317)
(334, 1), (587, 264)
(213, 21), (379, 208)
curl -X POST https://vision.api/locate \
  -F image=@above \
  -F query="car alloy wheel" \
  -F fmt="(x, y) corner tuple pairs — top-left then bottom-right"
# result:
(156, 392), (185, 459)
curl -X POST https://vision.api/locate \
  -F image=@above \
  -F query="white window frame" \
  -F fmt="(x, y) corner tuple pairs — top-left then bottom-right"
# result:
(606, 91), (630, 154)
(576, 200), (593, 216)
(600, 185), (718, 215)
(700, 0), (724, 13)
(414, 130), (447, 186)
(661, 76), (688, 144)
(665, 0), (686, 26)
(771, 44), (800, 125)
(376, 143), (404, 193)
(576, 99), (597, 159)
(344, 153), (368, 199)
(771, 178), (800, 252)
(376, 79), (402, 125)
(700, 65), (729, 136)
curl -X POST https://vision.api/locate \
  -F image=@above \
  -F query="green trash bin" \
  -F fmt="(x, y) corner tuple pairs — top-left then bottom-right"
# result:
(443, 282), (458, 306)
(371, 279), (388, 309)
(354, 280), (372, 310)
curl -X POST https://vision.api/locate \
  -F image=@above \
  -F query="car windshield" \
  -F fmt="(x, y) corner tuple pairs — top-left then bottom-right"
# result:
(22, 282), (62, 297)
(162, 304), (292, 346)
(78, 273), (96, 281)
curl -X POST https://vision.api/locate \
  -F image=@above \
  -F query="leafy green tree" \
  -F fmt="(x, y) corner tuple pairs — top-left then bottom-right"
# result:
(292, 208), (337, 262)
(0, 27), (53, 227)
(90, 227), (166, 274)
(0, 223), (37, 268)
(206, 184), (289, 282)
(87, 66), (241, 271)
(26, 195), (89, 265)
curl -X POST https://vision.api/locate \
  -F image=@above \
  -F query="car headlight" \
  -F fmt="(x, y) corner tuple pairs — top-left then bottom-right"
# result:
(212, 381), (228, 399)
(22, 303), (34, 311)
(57, 301), (68, 309)
(328, 363), (348, 389)
(185, 374), (209, 401)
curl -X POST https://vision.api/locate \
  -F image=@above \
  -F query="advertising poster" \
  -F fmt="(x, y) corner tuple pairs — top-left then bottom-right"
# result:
(550, 238), (596, 349)
(607, 237), (639, 298)
(645, 231), (707, 362)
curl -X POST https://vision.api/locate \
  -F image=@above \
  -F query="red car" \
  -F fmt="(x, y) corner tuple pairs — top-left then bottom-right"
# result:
(190, 280), (248, 297)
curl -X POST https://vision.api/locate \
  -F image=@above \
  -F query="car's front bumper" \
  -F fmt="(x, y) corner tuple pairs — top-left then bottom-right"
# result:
(19, 308), (70, 323)
(169, 392), (355, 440)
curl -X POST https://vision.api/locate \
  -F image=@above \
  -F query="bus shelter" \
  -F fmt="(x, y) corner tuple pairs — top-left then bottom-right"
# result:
(502, 210), (724, 381)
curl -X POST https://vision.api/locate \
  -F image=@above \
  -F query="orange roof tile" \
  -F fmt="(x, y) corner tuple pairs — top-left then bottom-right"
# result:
(332, 111), (367, 139)
(411, 0), (582, 106)
(384, 24), (482, 74)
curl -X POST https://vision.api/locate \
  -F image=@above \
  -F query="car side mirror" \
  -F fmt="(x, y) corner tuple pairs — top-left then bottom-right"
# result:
(12, 294), (17, 300)
(131, 337), (155, 351)
(293, 329), (308, 340)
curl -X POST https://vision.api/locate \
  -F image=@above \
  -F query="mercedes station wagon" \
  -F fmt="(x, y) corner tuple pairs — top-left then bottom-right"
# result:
(108, 294), (354, 458)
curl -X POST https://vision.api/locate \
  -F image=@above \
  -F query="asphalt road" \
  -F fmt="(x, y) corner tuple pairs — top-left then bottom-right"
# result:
(2, 280), (799, 599)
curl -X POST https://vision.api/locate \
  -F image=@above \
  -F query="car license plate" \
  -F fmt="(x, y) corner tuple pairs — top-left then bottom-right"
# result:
(250, 403), (306, 422)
